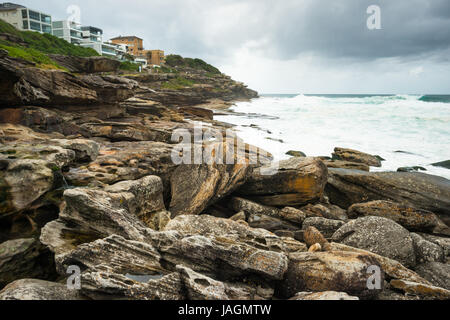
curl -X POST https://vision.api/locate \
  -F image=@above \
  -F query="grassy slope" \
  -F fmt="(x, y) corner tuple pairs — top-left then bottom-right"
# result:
(0, 19), (98, 69)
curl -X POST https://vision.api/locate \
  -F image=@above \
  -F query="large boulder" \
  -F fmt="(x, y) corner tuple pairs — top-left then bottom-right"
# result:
(332, 147), (382, 167)
(40, 176), (166, 255)
(0, 238), (56, 288)
(332, 216), (416, 268)
(236, 157), (328, 207)
(326, 168), (450, 226)
(348, 200), (445, 233)
(278, 250), (383, 299)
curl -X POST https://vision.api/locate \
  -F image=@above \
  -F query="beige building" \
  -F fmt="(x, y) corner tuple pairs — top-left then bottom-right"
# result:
(142, 49), (165, 66)
(110, 35), (143, 57)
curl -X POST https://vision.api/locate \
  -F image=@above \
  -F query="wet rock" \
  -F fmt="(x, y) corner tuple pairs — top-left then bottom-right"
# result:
(410, 233), (445, 264)
(289, 291), (359, 300)
(279, 250), (383, 299)
(390, 279), (450, 300)
(0, 238), (56, 288)
(332, 216), (416, 268)
(415, 262), (450, 290)
(324, 160), (370, 172)
(177, 265), (273, 300)
(431, 160), (450, 169)
(286, 150), (306, 157)
(0, 279), (84, 300)
(237, 157), (328, 207)
(326, 168), (450, 226)
(302, 217), (345, 238)
(332, 147), (382, 167)
(397, 166), (427, 173)
(348, 200), (442, 233)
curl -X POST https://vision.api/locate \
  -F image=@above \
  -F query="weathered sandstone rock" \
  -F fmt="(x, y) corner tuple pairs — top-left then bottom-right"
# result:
(410, 233), (445, 264)
(332, 147), (382, 167)
(279, 250), (383, 299)
(348, 200), (444, 233)
(48, 54), (121, 73)
(414, 262), (450, 290)
(0, 238), (56, 288)
(237, 157), (328, 206)
(332, 216), (416, 267)
(390, 279), (450, 300)
(326, 168), (450, 225)
(0, 279), (84, 300)
(302, 217), (345, 238)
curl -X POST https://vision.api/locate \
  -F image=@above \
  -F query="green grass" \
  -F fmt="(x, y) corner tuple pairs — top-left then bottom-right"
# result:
(165, 54), (221, 74)
(0, 42), (67, 70)
(0, 19), (99, 69)
(119, 61), (140, 72)
(161, 77), (195, 90)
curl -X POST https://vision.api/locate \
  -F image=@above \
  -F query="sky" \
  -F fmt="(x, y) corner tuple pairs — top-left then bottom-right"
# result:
(17, 0), (450, 94)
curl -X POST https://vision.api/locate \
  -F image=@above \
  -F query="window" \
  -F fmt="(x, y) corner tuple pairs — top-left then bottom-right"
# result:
(42, 25), (52, 34)
(29, 21), (41, 32)
(22, 9), (27, 18)
(22, 20), (28, 29)
(52, 21), (63, 29)
(53, 29), (64, 37)
(29, 10), (40, 21)
(41, 14), (51, 24)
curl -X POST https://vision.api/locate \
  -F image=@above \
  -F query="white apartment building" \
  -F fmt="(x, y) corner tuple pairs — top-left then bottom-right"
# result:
(52, 20), (83, 44)
(0, 2), (52, 34)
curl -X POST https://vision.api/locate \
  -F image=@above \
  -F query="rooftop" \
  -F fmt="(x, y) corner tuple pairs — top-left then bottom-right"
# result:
(0, 2), (25, 11)
(111, 35), (143, 41)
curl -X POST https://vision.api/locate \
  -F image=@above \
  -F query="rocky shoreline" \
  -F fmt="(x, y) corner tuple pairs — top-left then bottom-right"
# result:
(1, 51), (450, 300)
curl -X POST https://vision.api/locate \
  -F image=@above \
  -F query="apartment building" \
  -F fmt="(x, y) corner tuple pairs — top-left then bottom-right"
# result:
(0, 2), (52, 34)
(110, 36), (143, 56)
(52, 20), (83, 44)
(142, 49), (165, 66)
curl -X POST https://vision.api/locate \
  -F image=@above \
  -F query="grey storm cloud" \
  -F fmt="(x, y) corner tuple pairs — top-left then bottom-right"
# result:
(18, 0), (450, 61)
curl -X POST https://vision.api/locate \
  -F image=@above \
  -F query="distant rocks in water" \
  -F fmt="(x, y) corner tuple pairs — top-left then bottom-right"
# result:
(397, 166), (427, 173)
(265, 137), (284, 143)
(431, 160), (450, 170)
(324, 160), (370, 172)
(332, 147), (383, 167)
(286, 150), (306, 157)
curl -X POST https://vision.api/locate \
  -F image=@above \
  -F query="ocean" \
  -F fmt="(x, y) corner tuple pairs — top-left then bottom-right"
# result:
(214, 94), (450, 179)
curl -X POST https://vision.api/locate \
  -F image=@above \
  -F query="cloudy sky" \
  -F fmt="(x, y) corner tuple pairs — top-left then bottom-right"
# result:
(19, 0), (450, 94)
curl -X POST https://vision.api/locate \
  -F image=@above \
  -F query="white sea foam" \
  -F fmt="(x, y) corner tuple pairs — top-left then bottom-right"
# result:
(215, 94), (450, 179)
